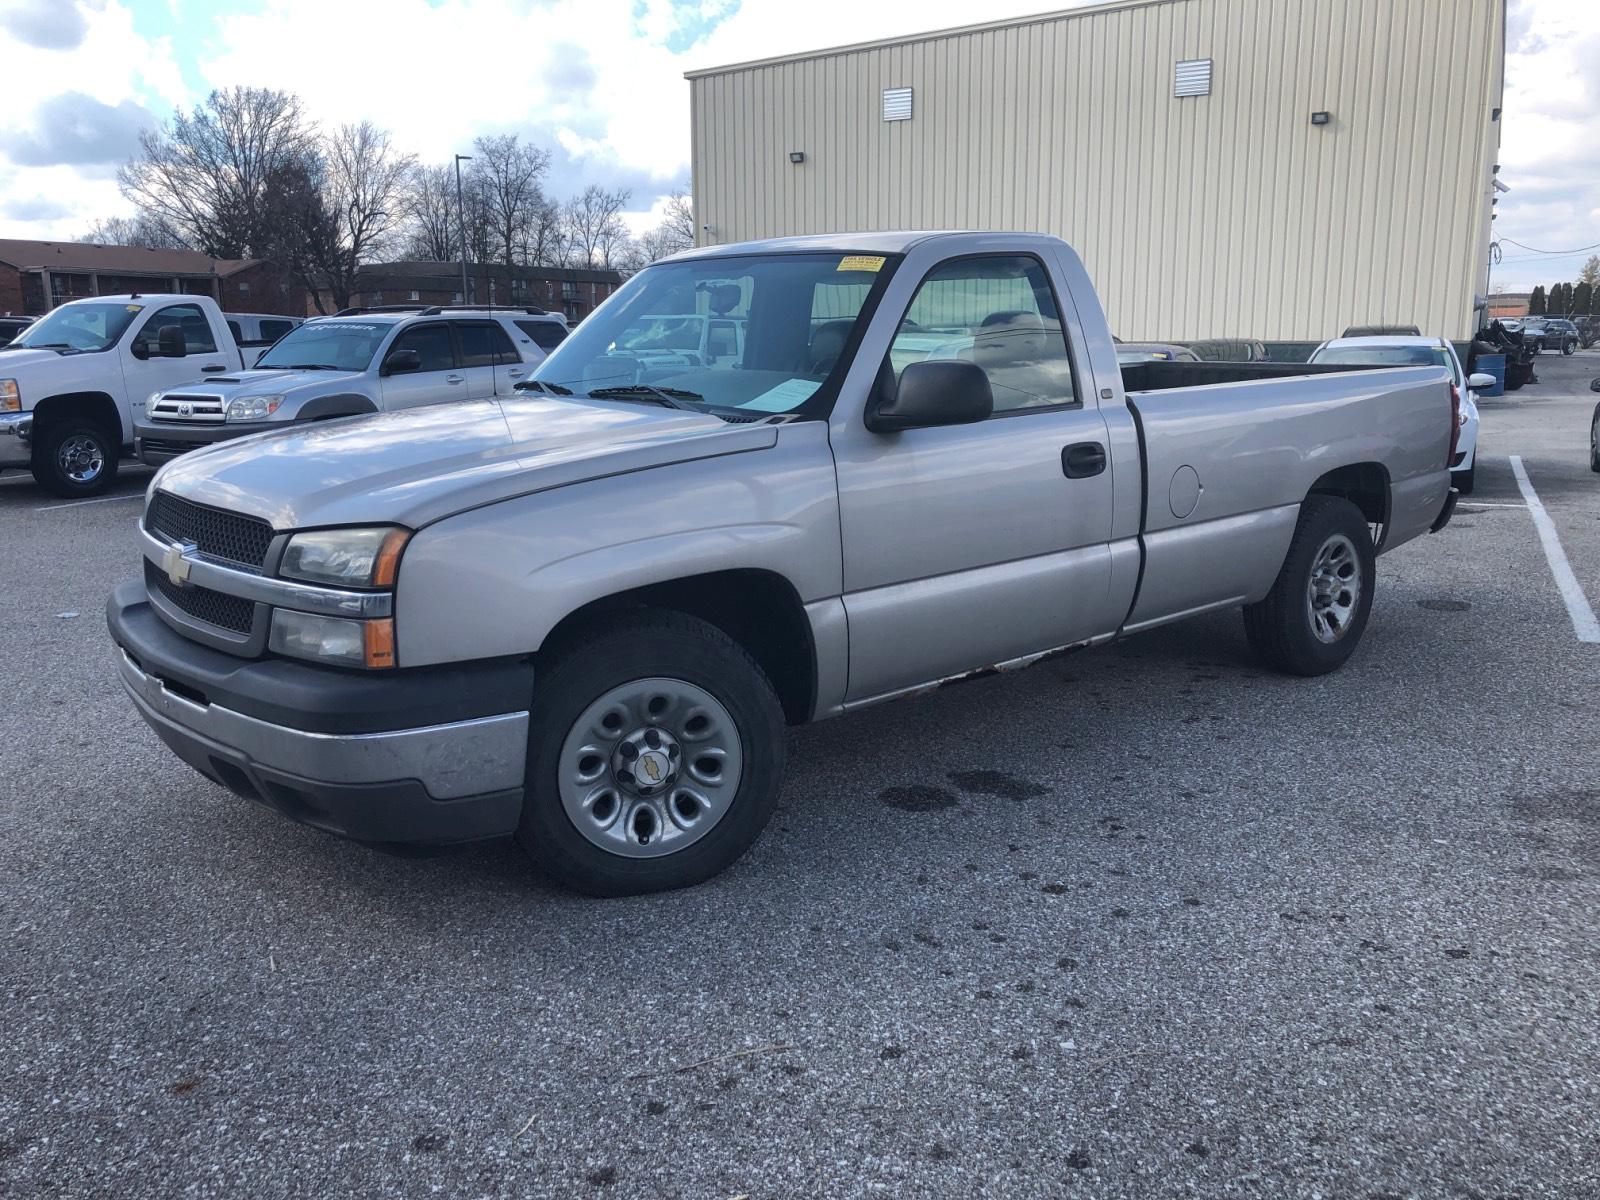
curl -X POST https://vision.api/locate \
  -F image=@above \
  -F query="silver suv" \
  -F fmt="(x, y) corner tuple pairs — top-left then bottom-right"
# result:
(135, 306), (568, 466)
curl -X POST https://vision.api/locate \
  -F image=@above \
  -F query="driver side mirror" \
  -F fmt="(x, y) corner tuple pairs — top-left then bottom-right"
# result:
(381, 348), (421, 376)
(867, 360), (994, 433)
(1466, 372), (1494, 390)
(157, 325), (187, 358)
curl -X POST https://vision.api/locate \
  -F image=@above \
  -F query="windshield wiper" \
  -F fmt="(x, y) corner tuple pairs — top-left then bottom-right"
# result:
(514, 379), (574, 396)
(274, 363), (342, 371)
(585, 384), (705, 410)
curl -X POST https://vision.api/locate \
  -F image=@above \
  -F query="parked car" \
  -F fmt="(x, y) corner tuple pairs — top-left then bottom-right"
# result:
(0, 315), (35, 345)
(0, 293), (288, 496)
(1342, 324), (1422, 337)
(1529, 318), (1579, 355)
(135, 306), (569, 467)
(1572, 315), (1599, 349)
(225, 312), (304, 361)
(1310, 335), (1489, 492)
(1116, 342), (1200, 364)
(1186, 337), (1271, 362)
(1590, 376), (1600, 473)
(108, 231), (1459, 895)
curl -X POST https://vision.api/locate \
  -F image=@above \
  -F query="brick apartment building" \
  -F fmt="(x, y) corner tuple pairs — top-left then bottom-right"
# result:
(344, 261), (624, 323)
(1486, 292), (1530, 320)
(0, 239), (305, 318)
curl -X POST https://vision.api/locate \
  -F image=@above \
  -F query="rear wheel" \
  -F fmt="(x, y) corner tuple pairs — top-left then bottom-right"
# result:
(1243, 495), (1375, 677)
(517, 610), (786, 896)
(31, 419), (120, 498)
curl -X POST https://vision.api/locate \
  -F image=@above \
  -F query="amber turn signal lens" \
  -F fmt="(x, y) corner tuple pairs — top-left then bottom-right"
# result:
(371, 528), (410, 588)
(363, 618), (396, 669)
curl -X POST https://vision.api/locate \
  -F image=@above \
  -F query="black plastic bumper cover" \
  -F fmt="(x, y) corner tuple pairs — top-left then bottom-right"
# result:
(107, 581), (534, 847)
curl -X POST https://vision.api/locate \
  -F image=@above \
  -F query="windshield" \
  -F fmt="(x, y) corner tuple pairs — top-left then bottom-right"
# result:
(531, 252), (896, 416)
(12, 302), (142, 353)
(255, 320), (392, 371)
(1312, 345), (1457, 382)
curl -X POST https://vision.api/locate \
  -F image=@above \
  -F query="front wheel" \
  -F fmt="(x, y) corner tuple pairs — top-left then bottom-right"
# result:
(1563, 342), (1575, 356)
(1243, 495), (1376, 677)
(517, 610), (787, 896)
(31, 419), (120, 498)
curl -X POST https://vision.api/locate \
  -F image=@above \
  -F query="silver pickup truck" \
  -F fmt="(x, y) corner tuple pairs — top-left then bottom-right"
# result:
(107, 232), (1459, 895)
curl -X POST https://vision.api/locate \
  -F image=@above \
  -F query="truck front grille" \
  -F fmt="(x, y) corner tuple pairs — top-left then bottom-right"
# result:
(149, 393), (225, 423)
(146, 492), (274, 570)
(144, 559), (255, 634)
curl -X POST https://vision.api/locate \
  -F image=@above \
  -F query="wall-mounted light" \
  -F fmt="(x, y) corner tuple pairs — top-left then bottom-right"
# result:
(1491, 107), (1501, 121)
(789, 151), (806, 164)
(1310, 111), (1331, 126)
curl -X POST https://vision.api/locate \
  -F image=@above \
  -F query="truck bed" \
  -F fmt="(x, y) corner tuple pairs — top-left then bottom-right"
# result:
(1120, 360), (1389, 393)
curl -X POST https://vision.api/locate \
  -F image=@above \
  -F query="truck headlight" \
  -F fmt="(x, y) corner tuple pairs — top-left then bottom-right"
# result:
(269, 610), (395, 669)
(0, 379), (18, 413)
(226, 395), (284, 422)
(280, 527), (409, 588)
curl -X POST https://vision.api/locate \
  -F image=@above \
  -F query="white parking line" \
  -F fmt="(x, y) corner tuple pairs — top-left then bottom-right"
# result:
(34, 493), (144, 512)
(1455, 501), (1529, 509)
(1509, 455), (1600, 644)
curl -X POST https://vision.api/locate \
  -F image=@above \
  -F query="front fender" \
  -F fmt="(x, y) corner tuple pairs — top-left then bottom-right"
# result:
(294, 393), (379, 421)
(393, 424), (841, 667)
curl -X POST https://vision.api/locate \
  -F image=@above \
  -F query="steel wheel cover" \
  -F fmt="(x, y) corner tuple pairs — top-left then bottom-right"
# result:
(557, 676), (744, 859)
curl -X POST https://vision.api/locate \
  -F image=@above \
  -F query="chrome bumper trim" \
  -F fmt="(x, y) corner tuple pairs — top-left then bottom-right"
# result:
(138, 522), (393, 619)
(0, 411), (30, 466)
(117, 649), (528, 800)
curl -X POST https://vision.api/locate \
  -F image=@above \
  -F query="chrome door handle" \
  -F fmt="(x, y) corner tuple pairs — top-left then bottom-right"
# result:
(506, 369), (524, 378)
(446, 374), (464, 384)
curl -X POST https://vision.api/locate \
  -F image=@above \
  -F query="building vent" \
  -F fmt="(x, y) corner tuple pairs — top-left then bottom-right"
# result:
(1174, 58), (1212, 97)
(882, 86), (913, 121)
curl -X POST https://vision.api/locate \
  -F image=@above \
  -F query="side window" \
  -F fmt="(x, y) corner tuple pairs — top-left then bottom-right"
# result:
(227, 320), (244, 342)
(137, 303), (219, 355)
(516, 319), (567, 351)
(889, 255), (1078, 413)
(456, 321), (517, 367)
(388, 324), (455, 372)
(259, 320), (295, 342)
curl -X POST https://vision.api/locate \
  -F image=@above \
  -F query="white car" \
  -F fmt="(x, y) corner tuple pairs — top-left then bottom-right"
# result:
(1310, 335), (1489, 494)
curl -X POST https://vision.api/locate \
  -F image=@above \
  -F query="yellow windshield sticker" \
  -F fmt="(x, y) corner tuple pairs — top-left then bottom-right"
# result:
(837, 255), (886, 273)
(125, 305), (142, 313)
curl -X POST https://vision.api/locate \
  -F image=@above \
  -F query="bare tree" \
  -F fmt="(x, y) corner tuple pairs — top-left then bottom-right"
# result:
(304, 122), (416, 309)
(563, 185), (632, 270)
(79, 213), (188, 250)
(119, 86), (316, 259)
(472, 134), (550, 270)
(660, 190), (695, 249)
(401, 163), (459, 261)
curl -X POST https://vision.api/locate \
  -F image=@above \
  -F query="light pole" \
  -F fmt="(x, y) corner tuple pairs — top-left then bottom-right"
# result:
(454, 154), (473, 305)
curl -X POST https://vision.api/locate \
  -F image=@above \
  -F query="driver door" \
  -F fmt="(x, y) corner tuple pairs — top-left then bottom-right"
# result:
(122, 302), (231, 421)
(378, 323), (464, 410)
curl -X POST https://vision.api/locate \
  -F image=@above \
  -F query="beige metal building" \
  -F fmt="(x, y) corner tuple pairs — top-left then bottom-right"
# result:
(686, 0), (1505, 341)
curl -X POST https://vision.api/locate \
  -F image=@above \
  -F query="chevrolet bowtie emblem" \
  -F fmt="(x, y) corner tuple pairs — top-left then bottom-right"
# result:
(162, 541), (196, 587)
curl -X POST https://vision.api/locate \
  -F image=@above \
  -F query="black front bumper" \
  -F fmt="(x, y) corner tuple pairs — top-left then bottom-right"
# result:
(107, 582), (535, 847)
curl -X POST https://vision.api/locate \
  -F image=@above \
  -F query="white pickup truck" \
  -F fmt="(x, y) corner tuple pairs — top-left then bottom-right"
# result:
(0, 293), (279, 497)
(108, 232), (1460, 895)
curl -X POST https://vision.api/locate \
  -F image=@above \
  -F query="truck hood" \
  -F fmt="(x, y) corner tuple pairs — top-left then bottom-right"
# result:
(167, 367), (364, 396)
(151, 396), (780, 529)
(0, 347), (93, 374)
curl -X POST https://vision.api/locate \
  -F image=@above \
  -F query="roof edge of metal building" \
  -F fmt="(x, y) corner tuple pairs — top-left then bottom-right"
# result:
(683, 0), (1189, 80)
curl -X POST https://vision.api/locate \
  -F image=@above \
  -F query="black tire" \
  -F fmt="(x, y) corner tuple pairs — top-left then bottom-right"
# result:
(1590, 406), (1600, 474)
(1456, 455), (1476, 495)
(1243, 495), (1376, 677)
(1563, 342), (1575, 356)
(30, 418), (120, 498)
(516, 610), (787, 896)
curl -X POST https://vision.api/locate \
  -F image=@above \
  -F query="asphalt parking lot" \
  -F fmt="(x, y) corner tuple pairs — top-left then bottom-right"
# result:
(4, 353), (1599, 1199)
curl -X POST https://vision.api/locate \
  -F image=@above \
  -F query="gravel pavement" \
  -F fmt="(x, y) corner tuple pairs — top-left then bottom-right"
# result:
(3, 351), (1599, 1198)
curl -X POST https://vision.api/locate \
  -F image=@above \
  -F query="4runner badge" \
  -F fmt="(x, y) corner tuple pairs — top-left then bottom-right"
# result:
(162, 541), (196, 587)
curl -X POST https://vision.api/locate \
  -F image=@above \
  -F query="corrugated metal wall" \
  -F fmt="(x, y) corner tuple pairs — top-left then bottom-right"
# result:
(688, 0), (1505, 341)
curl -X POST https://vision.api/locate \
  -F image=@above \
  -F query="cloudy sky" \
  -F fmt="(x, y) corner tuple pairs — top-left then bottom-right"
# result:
(0, 0), (1592, 291)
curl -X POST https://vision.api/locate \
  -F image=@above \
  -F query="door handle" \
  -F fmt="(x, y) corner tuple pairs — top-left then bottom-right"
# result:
(1061, 441), (1107, 478)
(201, 364), (227, 373)
(506, 369), (524, 378)
(445, 374), (464, 384)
